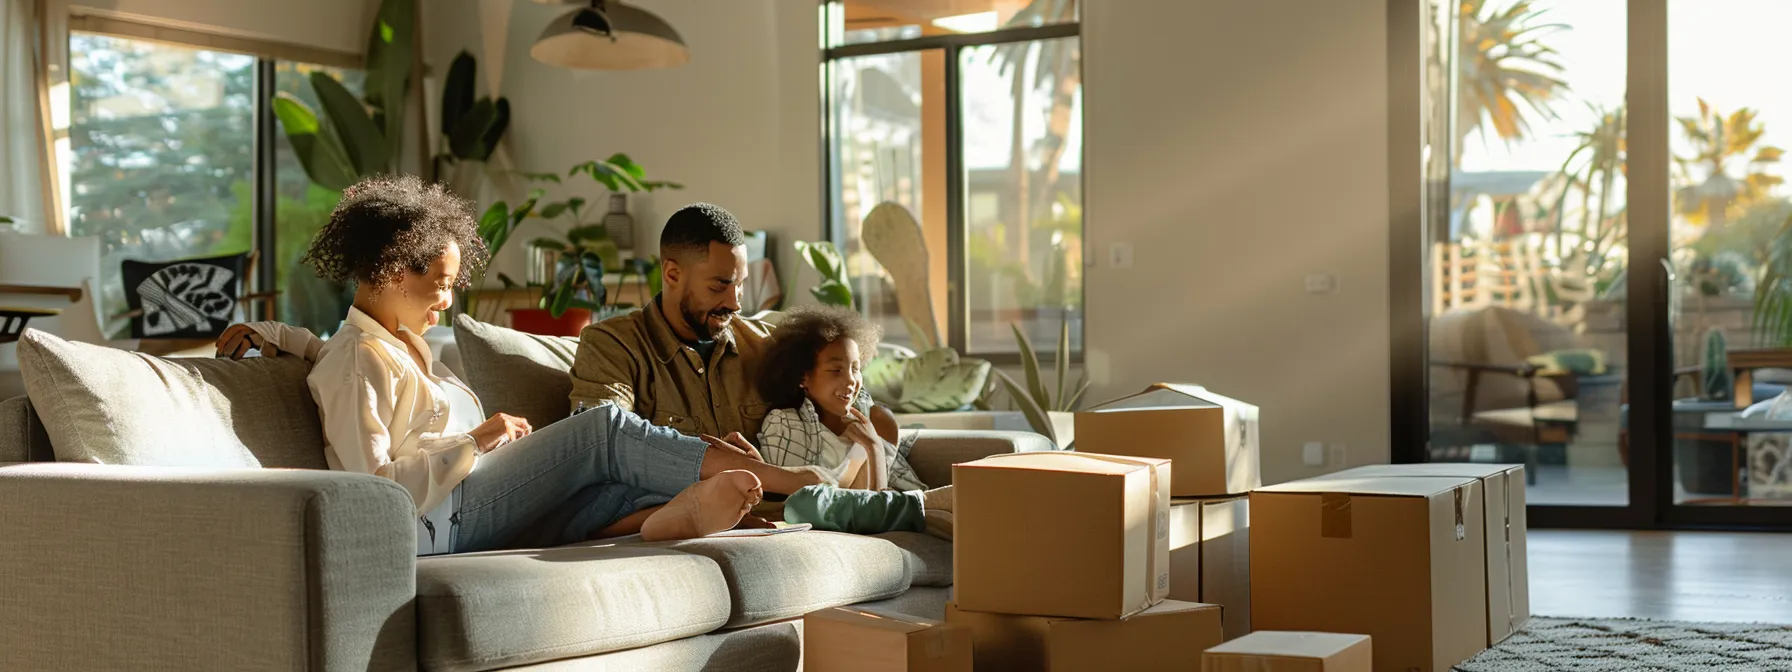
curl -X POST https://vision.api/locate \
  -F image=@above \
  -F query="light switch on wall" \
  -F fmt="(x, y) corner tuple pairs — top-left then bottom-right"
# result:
(1108, 242), (1134, 269)
(1304, 274), (1338, 294)
(1303, 442), (1325, 466)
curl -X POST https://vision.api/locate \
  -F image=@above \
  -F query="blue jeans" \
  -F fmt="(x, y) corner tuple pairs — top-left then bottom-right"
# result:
(449, 404), (708, 553)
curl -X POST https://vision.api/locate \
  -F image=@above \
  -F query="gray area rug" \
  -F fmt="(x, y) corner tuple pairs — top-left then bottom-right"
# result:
(1458, 617), (1792, 671)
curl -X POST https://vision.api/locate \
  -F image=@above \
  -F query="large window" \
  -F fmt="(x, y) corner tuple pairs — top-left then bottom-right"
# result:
(825, 1), (1082, 357)
(61, 29), (362, 335)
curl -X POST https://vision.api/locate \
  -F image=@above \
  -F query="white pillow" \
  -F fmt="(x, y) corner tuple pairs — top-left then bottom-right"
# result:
(17, 329), (270, 468)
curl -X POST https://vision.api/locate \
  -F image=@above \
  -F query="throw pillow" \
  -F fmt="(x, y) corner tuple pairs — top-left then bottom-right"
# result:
(120, 252), (248, 339)
(453, 314), (581, 429)
(16, 329), (326, 468)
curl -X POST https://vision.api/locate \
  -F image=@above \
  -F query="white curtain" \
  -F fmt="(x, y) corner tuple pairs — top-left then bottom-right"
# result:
(0, 0), (48, 234)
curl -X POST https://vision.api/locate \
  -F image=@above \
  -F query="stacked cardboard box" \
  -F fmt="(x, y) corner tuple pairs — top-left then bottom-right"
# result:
(1078, 384), (1260, 639)
(804, 607), (972, 672)
(1251, 475), (1490, 672)
(1203, 631), (1372, 671)
(947, 451), (1225, 670)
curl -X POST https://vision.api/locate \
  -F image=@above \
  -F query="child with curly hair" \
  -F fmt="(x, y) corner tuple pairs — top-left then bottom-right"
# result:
(756, 304), (953, 538)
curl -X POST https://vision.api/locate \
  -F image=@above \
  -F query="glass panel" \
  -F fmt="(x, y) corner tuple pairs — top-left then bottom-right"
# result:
(829, 51), (936, 350)
(65, 33), (255, 326)
(274, 62), (364, 336)
(1424, 0), (1628, 506)
(1667, 0), (1792, 506)
(826, 0), (1078, 48)
(960, 37), (1082, 355)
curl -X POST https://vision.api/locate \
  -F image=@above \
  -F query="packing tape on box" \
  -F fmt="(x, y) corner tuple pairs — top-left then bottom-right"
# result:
(980, 451), (1166, 611)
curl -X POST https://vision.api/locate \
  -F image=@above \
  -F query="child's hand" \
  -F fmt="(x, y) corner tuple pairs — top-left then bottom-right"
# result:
(702, 432), (765, 462)
(842, 407), (881, 449)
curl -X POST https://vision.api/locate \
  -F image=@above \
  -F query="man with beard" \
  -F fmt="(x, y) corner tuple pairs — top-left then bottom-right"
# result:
(569, 203), (776, 443)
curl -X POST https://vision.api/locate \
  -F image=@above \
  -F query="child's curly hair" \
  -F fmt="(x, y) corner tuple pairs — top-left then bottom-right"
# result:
(757, 304), (882, 410)
(300, 174), (489, 289)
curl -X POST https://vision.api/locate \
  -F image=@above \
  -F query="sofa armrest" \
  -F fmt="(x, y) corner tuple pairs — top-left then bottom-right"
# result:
(0, 463), (419, 672)
(906, 429), (1057, 487)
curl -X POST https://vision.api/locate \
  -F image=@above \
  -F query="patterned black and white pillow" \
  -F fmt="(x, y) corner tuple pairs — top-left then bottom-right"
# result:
(121, 253), (247, 339)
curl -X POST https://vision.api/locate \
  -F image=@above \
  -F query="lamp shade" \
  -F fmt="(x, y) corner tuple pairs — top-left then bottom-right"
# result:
(531, 1), (689, 70)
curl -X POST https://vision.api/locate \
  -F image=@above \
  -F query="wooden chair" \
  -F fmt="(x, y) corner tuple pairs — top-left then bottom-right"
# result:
(1731, 348), (1792, 407)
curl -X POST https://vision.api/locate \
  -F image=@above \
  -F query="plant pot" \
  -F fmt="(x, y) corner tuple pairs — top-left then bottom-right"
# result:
(508, 308), (592, 337)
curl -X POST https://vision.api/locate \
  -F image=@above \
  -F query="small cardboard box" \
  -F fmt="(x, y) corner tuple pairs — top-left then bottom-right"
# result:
(946, 600), (1222, 672)
(1169, 496), (1251, 640)
(1203, 631), (1372, 672)
(1317, 464), (1530, 644)
(1251, 476), (1487, 672)
(803, 607), (972, 672)
(953, 451), (1171, 619)
(1075, 384), (1260, 496)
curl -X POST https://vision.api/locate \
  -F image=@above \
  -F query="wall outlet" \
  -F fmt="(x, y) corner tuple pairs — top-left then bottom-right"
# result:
(1303, 442), (1325, 466)
(1327, 443), (1347, 468)
(1108, 242), (1134, 269)
(1304, 273), (1338, 294)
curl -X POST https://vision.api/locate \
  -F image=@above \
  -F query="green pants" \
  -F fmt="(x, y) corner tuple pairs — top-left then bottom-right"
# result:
(782, 485), (926, 534)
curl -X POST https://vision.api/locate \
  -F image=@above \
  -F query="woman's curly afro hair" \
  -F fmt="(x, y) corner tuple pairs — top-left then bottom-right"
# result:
(756, 304), (882, 410)
(301, 174), (489, 289)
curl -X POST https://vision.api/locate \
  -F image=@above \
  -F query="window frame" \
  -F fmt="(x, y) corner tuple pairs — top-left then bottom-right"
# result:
(50, 13), (366, 321)
(821, 4), (1084, 364)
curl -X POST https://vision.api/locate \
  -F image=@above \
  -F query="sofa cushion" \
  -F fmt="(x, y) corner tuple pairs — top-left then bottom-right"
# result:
(16, 329), (327, 469)
(0, 396), (51, 463)
(638, 530), (912, 628)
(874, 531), (953, 587)
(505, 621), (803, 672)
(453, 314), (580, 429)
(416, 544), (732, 672)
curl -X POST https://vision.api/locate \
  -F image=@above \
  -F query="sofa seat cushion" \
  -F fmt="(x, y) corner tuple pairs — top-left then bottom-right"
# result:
(416, 544), (732, 672)
(636, 530), (913, 628)
(874, 531), (953, 587)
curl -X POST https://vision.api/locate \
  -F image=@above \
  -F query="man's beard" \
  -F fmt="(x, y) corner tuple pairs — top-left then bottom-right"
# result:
(679, 295), (734, 339)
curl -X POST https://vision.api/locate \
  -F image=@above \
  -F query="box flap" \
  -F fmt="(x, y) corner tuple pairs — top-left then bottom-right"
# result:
(807, 607), (934, 634)
(1325, 463), (1523, 479)
(957, 451), (1163, 476)
(1126, 599), (1219, 618)
(1087, 385), (1222, 412)
(1256, 475), (1478, 497)
(1205, 631), (1369, 659)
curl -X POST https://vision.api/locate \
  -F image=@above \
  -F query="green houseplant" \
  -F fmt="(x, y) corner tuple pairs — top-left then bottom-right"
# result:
(437, 50), (510, 200)
(793, 240), (853, 308)
(990, 319), (1088, 446)
(272, 0), (415, 191)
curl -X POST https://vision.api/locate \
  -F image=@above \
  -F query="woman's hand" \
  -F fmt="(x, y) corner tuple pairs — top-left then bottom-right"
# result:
(215, 323), (278, 359)
(470, 413), (532, 452)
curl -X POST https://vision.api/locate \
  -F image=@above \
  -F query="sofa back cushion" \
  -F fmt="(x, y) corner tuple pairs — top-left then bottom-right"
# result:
(16, 329), (327, 469)
(453, 314), (581, 429)
(0, 396), (51, 462)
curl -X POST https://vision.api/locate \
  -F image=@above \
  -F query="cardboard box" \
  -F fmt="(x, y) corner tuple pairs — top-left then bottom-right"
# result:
(1204, 631), (1372, 672)
(1251, 476), (1487, 672)
(946, 600), (1222, 672)
(953, 451), (1171, 619)
(1316, 464), (1530, 643)
(803, 607), (972, 672)
(1075, 384), (1261, 496)
(1169, 496), (1251, 640)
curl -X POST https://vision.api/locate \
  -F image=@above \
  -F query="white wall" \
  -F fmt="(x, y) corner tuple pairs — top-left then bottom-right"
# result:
(49, 0), (375, 55)
(425, 0), (823, 293)
(1081, 0), (1391, 484)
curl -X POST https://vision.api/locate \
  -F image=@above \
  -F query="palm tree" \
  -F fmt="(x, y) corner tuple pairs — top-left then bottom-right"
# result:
(1550, 104), (1626, 263)
(1455, 0), (1570, 166)
(1674, 98), (1784, 232)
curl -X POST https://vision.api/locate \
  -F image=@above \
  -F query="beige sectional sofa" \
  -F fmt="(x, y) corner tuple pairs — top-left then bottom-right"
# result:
(0, 317), (1050, 671)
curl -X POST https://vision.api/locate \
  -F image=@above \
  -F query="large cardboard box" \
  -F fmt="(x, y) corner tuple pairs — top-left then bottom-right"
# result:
(804, 607), (972, 672)
(953, 451), (1171, 619)
(1075, 384), (1260, 496)
(1251, 476), (1487, 672)
(946, 599), (1222, 672)
(1203, 631), (1372, 672)
(1317, 464), (1530, 643)
(1169, 496), (1251, 640)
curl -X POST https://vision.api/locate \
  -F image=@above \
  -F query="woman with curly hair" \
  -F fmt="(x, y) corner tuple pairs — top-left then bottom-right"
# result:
(755, 304), (954, 538)
(215, 175), (820, 554)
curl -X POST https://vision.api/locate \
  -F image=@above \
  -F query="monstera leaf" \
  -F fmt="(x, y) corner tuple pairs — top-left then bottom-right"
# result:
(897, 348), (992, 413)
(865, 342), (917, 406)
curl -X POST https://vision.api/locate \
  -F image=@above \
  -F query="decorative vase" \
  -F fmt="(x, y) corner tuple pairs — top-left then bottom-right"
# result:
(508, 307), (592, 337)
(601, 193), (636, 257)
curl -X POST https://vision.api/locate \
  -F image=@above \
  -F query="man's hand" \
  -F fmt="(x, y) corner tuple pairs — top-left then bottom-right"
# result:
(701, 432), (765, 462)
(470, 413), (532, 452)
(215, 323), (277, 360)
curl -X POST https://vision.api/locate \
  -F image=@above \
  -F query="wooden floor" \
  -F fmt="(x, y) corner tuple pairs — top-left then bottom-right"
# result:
(1531, 530), (1792, 623)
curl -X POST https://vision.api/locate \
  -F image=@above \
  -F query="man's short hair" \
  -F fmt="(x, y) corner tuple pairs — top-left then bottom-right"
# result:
(660, 203), (747, 262)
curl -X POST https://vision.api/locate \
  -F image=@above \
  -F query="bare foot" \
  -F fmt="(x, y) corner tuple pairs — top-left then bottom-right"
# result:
(640, 470), (764, 541)
(922, 485), (954, 512)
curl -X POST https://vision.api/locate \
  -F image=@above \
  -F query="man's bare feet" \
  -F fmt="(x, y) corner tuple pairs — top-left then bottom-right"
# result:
(640, 470), (764, 541)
